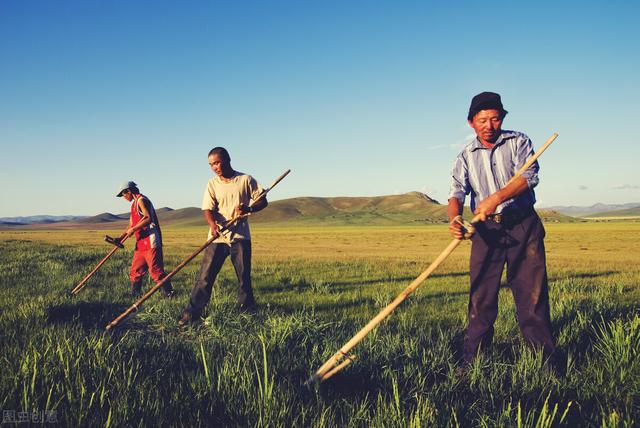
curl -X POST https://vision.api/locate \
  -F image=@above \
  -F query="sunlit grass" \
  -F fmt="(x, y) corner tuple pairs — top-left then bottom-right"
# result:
(0, 221), (639, 426)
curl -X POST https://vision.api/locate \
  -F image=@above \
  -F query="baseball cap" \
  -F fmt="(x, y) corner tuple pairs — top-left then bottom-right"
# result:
(116, 180), (137, 197)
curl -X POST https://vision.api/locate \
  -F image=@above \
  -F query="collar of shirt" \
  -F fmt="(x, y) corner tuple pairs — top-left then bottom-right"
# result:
(215, 171), (240, 184)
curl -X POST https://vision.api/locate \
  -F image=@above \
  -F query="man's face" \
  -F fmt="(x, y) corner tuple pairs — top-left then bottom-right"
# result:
(468, 109), (503, 144)
(208, 153), (231, 177)
(121, 189), (133, 202)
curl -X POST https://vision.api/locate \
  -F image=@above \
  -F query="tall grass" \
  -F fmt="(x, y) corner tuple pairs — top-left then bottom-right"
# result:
(0, 222), (639, 426)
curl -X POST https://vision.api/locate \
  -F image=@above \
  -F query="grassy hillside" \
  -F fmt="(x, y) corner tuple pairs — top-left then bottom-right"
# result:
(587, 207), (640, 218)
(2, 193), (580, 231)
(249, 192), (444, 225)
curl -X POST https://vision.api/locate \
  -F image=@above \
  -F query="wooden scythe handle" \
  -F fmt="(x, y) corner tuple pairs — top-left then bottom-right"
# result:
(71, 235), (130, 295)
(105, 169), (291, 331)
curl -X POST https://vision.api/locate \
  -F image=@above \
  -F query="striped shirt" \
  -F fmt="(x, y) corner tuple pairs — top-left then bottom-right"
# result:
(448, 130), (539, 214)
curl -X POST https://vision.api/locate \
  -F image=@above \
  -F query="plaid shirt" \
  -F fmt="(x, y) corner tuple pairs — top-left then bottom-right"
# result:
(448, 130), (539, 213)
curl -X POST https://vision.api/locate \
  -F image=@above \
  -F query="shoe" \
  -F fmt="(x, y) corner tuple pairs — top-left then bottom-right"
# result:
(161, 288), (176, 299)
(177, 311), (191, 327)
(178, 311), (201, 327)
(547, 351), (567, 378)
(239, 303), (258, 314)
(130, 280), (142, 297)
(455, 362), (470, 379)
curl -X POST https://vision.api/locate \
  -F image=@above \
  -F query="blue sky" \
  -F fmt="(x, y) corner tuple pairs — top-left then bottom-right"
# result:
(1, 0), (639, 216)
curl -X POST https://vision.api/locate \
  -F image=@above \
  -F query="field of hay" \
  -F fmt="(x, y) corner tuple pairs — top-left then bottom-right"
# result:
(1, 222), (639, 426)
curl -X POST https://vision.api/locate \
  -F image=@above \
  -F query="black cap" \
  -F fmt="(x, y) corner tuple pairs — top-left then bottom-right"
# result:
(467, 91), (508, 120)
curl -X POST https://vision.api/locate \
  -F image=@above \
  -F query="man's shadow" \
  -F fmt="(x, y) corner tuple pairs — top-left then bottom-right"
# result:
(47, 301), (130, 331)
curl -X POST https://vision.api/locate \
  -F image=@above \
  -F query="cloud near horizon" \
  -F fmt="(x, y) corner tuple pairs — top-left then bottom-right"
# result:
(612, 184), (640, 190)
(426, 133), (475, 151)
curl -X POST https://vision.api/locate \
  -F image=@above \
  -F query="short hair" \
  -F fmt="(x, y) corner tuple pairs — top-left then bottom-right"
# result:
(208, 147), (231, 162)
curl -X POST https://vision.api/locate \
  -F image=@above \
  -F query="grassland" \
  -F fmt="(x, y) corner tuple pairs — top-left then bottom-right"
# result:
(1, 222), (639, 427)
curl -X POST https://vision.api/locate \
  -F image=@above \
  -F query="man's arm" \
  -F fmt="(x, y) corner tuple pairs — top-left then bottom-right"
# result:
(236, 177), (268, 216)
(124, 198), (152, 237)
(203, 210), (219, 239)
(236, 196), (268, 216)
(474, 176), (529, 221)
(119, 216), (134, 240)
(448, 197), (464, 239)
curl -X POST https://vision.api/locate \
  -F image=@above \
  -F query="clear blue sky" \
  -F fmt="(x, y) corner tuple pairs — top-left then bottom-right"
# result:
(2, 0), (639, 216)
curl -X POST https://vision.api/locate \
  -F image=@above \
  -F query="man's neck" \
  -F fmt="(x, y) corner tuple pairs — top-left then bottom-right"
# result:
(479, 139), (495, 149)
(219, 169), (236, 182)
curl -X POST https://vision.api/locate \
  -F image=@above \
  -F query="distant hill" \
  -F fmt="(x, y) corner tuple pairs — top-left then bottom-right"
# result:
(545, 202), (640, 217)
(74, 207), (176, 225)
(587, 207), (640, 218)
(2, 194), (582, 229)
(536, 209), (579, 223)
(0, 215), (88, 225)
(249, 192), (449, 225)
(76, 212), (127, 223)
(157, 207), (205, 226)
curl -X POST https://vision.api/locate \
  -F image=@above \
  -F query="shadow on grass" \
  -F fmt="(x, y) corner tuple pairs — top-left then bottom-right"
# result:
(47, 301), (129, 331)
(548, 270), (620, 282)
(317, 369), (382, 401)
(259, 271), (470, 293)
(265, 299), (373, 315)
(552, 299), (640, 353)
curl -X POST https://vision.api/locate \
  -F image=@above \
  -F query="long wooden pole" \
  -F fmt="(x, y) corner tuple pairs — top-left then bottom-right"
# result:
(105, 169), (291, 331)
(306, 133), (558, 384)
(70, 235), (130, 295)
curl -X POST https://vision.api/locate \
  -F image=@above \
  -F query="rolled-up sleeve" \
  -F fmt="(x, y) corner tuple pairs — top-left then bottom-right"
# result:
(516, 136), (540, 189)
(448, 154), (470, 203)
(201, 180), (217, 211)
(248, 176), (265, 201)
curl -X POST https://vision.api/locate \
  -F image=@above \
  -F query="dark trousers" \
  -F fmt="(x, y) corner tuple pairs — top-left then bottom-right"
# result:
(186, 240), (255, 315)
(463, 211), (556, 362)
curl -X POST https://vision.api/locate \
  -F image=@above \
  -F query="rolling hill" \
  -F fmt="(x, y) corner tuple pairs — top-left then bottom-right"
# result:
(586, 207), (640, 218)
(1, 193), (579, 229)
(545, 202), (640, 217)
(248, 192), (448, 225)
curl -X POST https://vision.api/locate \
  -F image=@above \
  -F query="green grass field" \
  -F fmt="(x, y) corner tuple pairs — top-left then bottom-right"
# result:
(1, 222), (639, 427)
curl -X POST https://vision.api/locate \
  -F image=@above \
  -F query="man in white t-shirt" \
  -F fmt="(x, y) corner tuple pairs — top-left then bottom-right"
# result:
(179, 147), (268, 325)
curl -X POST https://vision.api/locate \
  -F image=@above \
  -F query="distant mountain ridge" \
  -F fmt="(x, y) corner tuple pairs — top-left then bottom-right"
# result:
(1, 193), (578, 228)
(585, 206), (640, 218)
(0, 215), (88, 225)
(545, 202), (640, 217)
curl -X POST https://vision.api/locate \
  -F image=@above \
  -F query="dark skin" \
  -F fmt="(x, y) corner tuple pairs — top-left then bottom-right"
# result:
(205, 153), (268, 238)
(448, 109), (529, 239)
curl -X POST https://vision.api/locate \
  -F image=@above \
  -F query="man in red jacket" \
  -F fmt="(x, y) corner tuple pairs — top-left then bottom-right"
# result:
(116, 181), (174, 298)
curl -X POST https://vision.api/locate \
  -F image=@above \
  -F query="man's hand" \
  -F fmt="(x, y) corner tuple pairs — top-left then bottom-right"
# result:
(474, 194), (501, 222)
(449, 215), (464, 239)
(234, 203), (251, 217)
(209, 223), (220, 239)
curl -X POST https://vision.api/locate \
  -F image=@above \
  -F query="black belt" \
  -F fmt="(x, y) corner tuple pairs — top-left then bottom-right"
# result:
(487, 208), (535, 225)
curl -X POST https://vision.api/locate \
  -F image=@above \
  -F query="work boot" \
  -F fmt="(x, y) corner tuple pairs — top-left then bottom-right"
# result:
(238, 301), (258, 314)
(161, 282), (175, 298)
(130, 281), (142, 297)
(177, 310), (200, 327)
(546, 350), (567, 378)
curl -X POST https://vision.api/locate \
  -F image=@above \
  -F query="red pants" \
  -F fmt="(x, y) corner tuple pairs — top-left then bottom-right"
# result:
(129, 247), (167, 283)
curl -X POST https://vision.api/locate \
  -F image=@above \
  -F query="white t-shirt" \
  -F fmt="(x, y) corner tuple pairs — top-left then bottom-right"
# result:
(201, 171), (264, 243)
